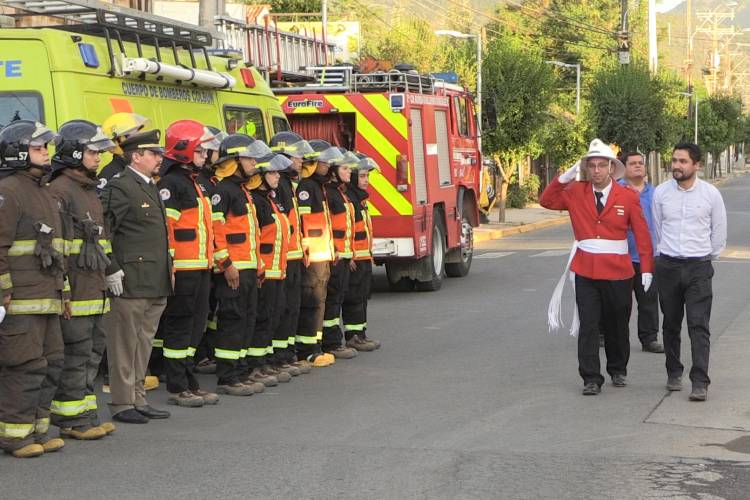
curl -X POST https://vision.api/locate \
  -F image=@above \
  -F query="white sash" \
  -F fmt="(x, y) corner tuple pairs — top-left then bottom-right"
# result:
(547, 239), (629, 337)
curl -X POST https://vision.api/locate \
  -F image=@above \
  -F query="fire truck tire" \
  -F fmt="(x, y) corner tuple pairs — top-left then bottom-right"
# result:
(414, 216), (446, 292)
(445, 215), (473, 278)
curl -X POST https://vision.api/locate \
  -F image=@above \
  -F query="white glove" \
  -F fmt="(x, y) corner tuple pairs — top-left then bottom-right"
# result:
(106, 270), (125, 297)
(0, 305), (5, 324)
(558, 161), (580, 184)
(642, 272), (653, 293)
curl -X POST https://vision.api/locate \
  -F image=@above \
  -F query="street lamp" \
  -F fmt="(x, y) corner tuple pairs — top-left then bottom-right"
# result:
(545, 60), (581, 115)
(435, 29), (482, 152)
(679, 91), (699, 144)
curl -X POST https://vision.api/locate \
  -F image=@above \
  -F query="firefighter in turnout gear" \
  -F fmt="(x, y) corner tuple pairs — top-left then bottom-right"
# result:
(157, 120), (220, 408)
(269, 132), (314, 374)
(210, 135), (268, 395)
(48, 120), (117, 441)
(247, 152), (296, 383)
(0, 120), (67, 458)
(342, 154), (381, 351)
(294, 140), (340, 367)
(97, 113), (150, 192)
(194, 125), (226, 376)
(321, 149), (359, 359)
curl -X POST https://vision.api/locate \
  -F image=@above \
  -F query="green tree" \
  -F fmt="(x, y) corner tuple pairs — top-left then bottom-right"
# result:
(699, 94), (743, 177)
(481, 33), (557, 222)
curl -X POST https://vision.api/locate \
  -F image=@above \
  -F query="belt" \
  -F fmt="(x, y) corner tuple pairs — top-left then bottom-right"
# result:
(660, 254), (711, 263)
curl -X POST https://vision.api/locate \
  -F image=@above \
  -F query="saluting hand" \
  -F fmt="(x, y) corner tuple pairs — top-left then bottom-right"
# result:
(558, 161), (580, 184)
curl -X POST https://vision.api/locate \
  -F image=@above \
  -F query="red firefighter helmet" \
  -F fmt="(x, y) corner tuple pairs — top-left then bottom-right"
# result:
(164, 119), (215, 164)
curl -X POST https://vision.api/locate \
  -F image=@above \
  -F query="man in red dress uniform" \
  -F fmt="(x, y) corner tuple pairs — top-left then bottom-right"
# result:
(541, 139), (654, 395)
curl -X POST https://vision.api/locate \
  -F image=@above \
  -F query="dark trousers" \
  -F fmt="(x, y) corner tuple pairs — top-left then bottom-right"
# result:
(87, 314), (107, 426)
(249, 278), (283, 370)
(656, 257), (714, 388)
(274, 259), (302, 363)
(195, 285), (218, 362)
(214, 269), (257, 385)
(631, 261), (659, 346)
(0, 314), (63, 452)
(161, 269), (211, 393)
(342, 260), (372, 340)
(322, 259), (350, 351)
(575, 275), (632, 386)
(296, 261), (330, 359)
(51, 314), (104, 429)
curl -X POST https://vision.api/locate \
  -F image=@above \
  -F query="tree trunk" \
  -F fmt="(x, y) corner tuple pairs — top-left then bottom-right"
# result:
(498, 180), (509, 223)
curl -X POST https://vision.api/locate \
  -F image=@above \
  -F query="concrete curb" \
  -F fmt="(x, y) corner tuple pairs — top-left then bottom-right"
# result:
(474, 215), (569, 244)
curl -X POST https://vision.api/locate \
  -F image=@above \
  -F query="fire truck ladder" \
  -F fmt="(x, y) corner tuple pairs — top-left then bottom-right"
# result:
(274, 65), (438, 95)
(214, 15), (335, 84)
(2, 0), (226, 82)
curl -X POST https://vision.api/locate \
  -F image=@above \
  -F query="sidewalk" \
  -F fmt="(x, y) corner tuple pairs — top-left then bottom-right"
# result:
(474, 204), (568, 244)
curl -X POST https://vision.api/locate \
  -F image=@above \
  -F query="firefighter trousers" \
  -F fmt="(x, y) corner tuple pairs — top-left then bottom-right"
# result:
(322, 259), (351, 352)
(342, 260), (372, 340)
(249, 278), (283, 370)
(51, 314), (105, 429)
(296, 261), (330, 360)
(0, 313), (63, 452)
(195, 284), (218, 362)
(161, 269), (211, 394)
(273, 259), (302, 364)
(214, 269), (257, 385)
(87, 314), (107, 426)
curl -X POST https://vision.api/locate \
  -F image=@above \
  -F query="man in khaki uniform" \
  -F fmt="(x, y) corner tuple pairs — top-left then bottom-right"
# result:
(102, 128), (173, 424)
(0, 120), (67, 458)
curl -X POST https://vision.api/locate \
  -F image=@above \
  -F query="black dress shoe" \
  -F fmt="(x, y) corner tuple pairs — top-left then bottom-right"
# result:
(642, 341), (664, 353)
(135, 405), (171, 419)
(112, 408), (149, 424)
(611, 374), (627, 387)
(582, 383), (601, 395)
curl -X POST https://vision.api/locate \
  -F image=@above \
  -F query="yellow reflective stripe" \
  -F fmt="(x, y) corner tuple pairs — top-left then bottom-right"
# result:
(214, 248), (229, 262)
(287, 249), (304, 259)
(173, 259), (210, 269)
(369, 171), (413, 216)
(169, 248), (176, 258)
(7, 298), (62, 314)
(8, 239), (64, 256)
(272, 339), (288, 349)
(353, 250), (371, 258)
(63, 277), (71, 293)
(100, 239), (112, 253)
(212, 212), (225, 222)
(84, 394), (97, 411)
(264, 269), (283, 279)
(196, 197), (208, 263)
(316, 330), (323, 340)
(363, 94), (408, 138)
(240, 348), (248, 358)
(70, 298), (110, 316)
(344, 202), (353, 255)
(266, 345), (274, 354)
(322, 318), (339, 328)
(35, 417), (50, 434)
(298, 207), (312, 215)
(247, 203), (258, 261)
(295, 334), (318, 344)
(233, 261), (258, 270)
(206, 318), (217, 330)
(269, 214), (283, 275)
(166, 208), (181, 221)
(214, 348), (241, 360)
(152, 338), (164, 348)
(67, 238), (111, 255)
(344, 323), (366, 331)
(187, 347), (196, 357)
(163, 347), (189, 359)
(287, 336), (296, 345)
(0, 421), (35, 439)
(247, 347), (266, 357)
(50, 398), (89, 416)
(0, 273), (12, 290)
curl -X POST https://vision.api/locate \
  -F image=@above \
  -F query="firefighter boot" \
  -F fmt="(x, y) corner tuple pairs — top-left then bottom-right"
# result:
(308, 352), (335, 367)
(60, 426), (107, 440)
(144, 375), (160, 391)
(326, 346), (358, 359)
(291, 359), (312, 374)
(274, 363), (301, 377)
(346, 334), (379, 352)
(191, 389), (220, 405)
(39, 438), (65, 453)
(262, 365), (291, 383)
(245, 368), (278, 387)
(99, 422), (116, 435)
(167, 391), (205, 408)
(10, 444), (45, 458)
(216, 383), (255, 397)
(194, 358), (217, 374)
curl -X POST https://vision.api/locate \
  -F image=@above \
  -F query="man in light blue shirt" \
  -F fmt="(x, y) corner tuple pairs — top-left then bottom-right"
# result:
(618, 152), (664, 353)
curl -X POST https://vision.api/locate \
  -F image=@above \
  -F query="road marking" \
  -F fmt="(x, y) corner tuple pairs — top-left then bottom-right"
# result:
(724, 250), (750, 259)
(474, 252), (515, 259)
(530, 250), (571, 257)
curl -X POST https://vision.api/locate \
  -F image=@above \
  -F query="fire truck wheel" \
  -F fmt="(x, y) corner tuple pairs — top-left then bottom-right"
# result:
(415, 216), (446, 292)
(445, 215), (473, 278)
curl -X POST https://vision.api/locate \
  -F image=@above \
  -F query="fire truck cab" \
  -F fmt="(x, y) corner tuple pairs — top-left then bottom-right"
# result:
(276, 66), (481, 291)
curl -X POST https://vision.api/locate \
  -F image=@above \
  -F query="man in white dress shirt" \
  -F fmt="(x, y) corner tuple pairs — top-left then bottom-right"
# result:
(652, 143), (727, 402)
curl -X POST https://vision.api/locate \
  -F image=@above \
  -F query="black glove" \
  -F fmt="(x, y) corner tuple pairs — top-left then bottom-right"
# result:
(77, 219), (111, 271)
(34, 222), (64, 273)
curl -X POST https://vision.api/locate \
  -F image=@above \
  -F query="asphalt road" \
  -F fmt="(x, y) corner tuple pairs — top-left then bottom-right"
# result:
(3, 173), (750, 499)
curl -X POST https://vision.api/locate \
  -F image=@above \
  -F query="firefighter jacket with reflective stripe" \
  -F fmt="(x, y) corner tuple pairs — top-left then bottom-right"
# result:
(212, 176), (261, 272)
(157, 165), (214, 271)
(251, 189), (290, 280)
(0, 171), (67, 314)
(325, 181), (355, 260)
(275, 173), (303, 261)
(196, 170), (217, 198)
(49, 167), (111, 316)
(296, 174), (334, 264)
(346, 185), (373, 261)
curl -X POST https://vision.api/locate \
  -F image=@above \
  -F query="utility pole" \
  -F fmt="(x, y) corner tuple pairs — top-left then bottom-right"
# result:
(685, 0), (693, 121)
(618, 0), (630, 65)
(198, 0), (223, 32)
(696, 3), (737, 95)
(648, 0), (657, 72)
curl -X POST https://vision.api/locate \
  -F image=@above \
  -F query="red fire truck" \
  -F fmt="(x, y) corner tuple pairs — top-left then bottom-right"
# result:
(275, 66), (481, 291)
